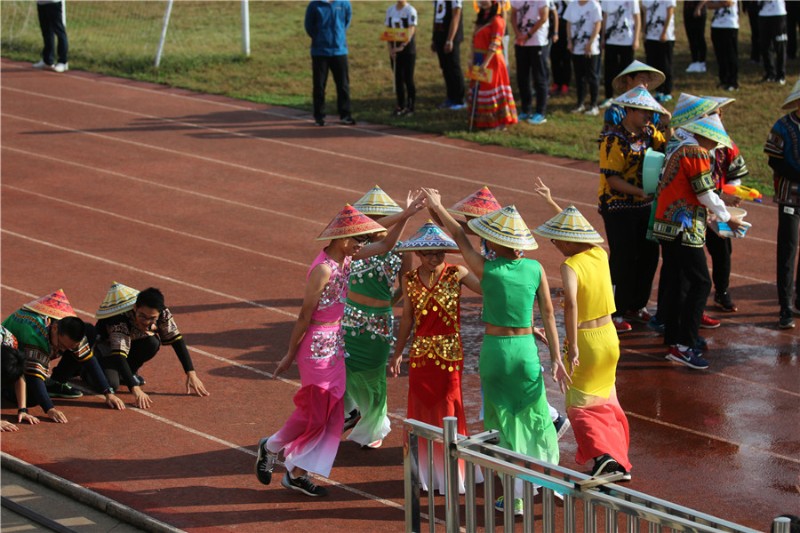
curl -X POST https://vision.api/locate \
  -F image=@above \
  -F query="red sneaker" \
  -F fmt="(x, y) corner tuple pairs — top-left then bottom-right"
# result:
(699, 313), (721, 329)
(623, 308), (652, 324)
(613, 317), (632, 333)
(560, 84), (569, 96)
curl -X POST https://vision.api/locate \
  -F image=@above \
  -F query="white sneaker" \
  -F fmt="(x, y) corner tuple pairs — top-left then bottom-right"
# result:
(570, 104), (586, 114)
(53, 63), (68, 73)
(685, 62), (698, 73)
(697, 62), (707, 73)
(584, 106), (600, 116)
(32, 60), (52, 69)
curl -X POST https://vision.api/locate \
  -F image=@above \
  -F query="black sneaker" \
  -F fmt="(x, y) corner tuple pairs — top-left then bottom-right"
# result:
(778, 309), (796, 330)
(255, 437), (277, 485)
(340, 116), (356, 125)
(281, 472), (328, 497)
(314, 118), (325, 126)
(342, 409), (360, 433)
(713, 291), (738, 312)
(46, 380), (83, 399)
(553, 415), (571, 439)
(133, 374), (146, 386)
(590, 454), (620, 477)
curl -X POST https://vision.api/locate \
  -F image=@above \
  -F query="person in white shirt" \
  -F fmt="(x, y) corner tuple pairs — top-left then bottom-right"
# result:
(641, 0), (676, 103)
(564, 0), (602, 116)
(386, 1), (419, 115)
(600, 0), (640, 108)
(511, 0), (550, 124)
(32, 0), (69, 73)
(707, 0), (739, 91)
(759, 0), (788, 84)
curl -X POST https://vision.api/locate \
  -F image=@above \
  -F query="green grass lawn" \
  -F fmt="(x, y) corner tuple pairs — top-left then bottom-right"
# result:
(2, 0), (793, 195)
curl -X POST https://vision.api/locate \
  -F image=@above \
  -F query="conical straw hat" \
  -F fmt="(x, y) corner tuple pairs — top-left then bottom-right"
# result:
(782, 78), (800, 110)
(317, 204), (387, 241)
(533, 205), (604, 244)
(23, 289), (77, 320)
(681, 113), (733, 149)
(352, 185), (403, 216)
(96, 281), (140, 319)
(447, 186), (502, 218)
(467, 205), (538, 250)
(612, 85), (670, 116)
(396, 221), (459, 252)
(700, 95), (735, 111)
(612, 60), (665, 94)
(670, 93), (718, 128)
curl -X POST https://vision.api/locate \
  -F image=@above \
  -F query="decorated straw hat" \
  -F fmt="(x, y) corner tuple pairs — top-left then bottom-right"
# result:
(700, 95), (735, 111)
(781, 78), (800, 110)
(96, 281), (140, 319)
(670, 93), (718, 128)
(316, 204), (387, 241)
(533, 205), (604, 244)
(23, 289), (77, 320)
(352, 185), (403, 216)
(612, 85), (670, 116)
(612, 60), (665, 94)
(467, 205), (538, 250)
(681, 113), (733, 149)
(447, 186), (502, 218)
(396, 220), (459, 252)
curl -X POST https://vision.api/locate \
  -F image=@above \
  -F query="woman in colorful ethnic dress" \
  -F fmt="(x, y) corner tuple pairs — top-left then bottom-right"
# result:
(468, 1), (518, 130)
(423, 188), (568, 515)
(254, 200), (423, 497)
(342, 186), (416, 449)
(532, 194), (632, 480)
(389, 221), (482, 494)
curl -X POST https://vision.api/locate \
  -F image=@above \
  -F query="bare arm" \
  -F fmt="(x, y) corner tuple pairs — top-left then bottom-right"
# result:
(536, 270), (571, 392)
(560, 263), (580, 372)
(390, 276), (414, 376)
(456, 264), (482, 294)
(355, 191), (425, 259)
(533, 177), (563, 214)
(422, 188), (485, 278)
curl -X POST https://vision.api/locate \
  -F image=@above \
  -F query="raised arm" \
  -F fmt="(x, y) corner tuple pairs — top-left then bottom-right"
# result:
(533, 177), (563, 214)
(422, 188), (485, 278)
(355, 191), (425, 259)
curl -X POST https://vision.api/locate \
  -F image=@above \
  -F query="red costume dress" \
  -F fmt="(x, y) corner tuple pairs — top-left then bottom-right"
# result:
(469, 15), (518, 129)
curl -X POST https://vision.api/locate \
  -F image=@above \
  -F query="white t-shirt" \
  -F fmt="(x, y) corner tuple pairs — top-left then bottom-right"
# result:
(759, 0), (787, 18)
(564, 0), (602, 55)
(386, 4), (418, 29)
(641, 0), (676, 42)
(710, 3), (739, 29)
(511, 0), (550, 46)
(602, 0), (639, 46)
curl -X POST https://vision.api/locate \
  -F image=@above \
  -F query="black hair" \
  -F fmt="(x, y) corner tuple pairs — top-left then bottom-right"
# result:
(136, 287), (166, 311)
(57, 316), (86, 342)
(1, 344), (25, 387)
(476, 1), (500, 26)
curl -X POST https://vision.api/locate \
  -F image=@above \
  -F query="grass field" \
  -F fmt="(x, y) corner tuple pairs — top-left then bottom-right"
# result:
(2, 1), (794, 195)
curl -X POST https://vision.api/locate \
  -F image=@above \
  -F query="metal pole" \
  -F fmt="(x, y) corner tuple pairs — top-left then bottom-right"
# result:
(240, 0), (250, 57)
(404, 430), (421, 533)
(773, 517), (792, 533)
(155, 0), (174, 68)
(442, 417), (459, 533)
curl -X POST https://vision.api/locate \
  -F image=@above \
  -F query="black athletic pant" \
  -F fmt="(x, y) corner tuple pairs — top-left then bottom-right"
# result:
(659, 237), (711, 348)
(434, 40), (465, 105)
(311, 54), (351, 122)
(683, 3), (707, 63)
(787, 0), (800, 58)
(705, 227), (732, 295)
(777, 203), (800, 312)
(36, 0), (68, 65)
(550, 23), (571, 87)
(572, 53), (600, 108)
(515, 44), (550, 115)
(711, 27), (738, 88)
(644, 40), (674, 95)
(745, 1), (760, 61)
(603, 44), (633, 100)
(392, 51), (416, 111)
(759, 15), (787, 81)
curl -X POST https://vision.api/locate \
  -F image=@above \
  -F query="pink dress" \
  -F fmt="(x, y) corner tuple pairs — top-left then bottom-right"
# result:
(268, 250), (351, 477)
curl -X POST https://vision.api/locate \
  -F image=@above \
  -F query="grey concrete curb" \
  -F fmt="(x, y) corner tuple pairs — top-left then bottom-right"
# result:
(1, 451), (185, 533)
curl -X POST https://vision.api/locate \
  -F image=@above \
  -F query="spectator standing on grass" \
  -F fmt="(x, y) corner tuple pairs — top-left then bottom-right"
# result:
(765, 80), (800, 330)
(432, 0), (467, 110)
(759, 0), (788, 86)
(564, 0), (603, 117)
(786, 1), (800, 60)
(305, 0), (356, 127)
(510, 0), (550, 124)
(653, 113), (743, 369)
(549, 0), (570, 97)
(599, 0), (640, 110)
(33, 0), (68, 73)
(386, 0), (418, 116)
(707, 1), (740, 92)
(683, 1), (708, 74)
(742, 0), (761, 63)
(641, 0), (676, 103)
(598, 86), (669, 334)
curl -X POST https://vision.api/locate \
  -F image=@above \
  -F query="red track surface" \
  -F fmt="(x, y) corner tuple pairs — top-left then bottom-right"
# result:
(1, 59), (798, 532)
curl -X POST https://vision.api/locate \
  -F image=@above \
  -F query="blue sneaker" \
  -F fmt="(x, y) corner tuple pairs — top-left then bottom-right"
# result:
(666, 346), (709, 370)
(449, 102), (467, 110)
(436, 99), (454, 109)
(694, 336), (708, 351)
(648, 316), (665, 334)
(518, 112), (532, 120)
(527, 113), (547, 125)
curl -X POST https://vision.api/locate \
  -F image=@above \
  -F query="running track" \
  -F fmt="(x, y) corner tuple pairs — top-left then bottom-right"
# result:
(1, 59), (798, 531)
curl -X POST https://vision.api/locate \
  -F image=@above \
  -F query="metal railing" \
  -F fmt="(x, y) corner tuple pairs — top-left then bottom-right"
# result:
(403, 417), (785, 533)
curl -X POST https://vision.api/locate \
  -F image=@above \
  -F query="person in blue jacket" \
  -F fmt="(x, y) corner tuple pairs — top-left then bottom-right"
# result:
(305, 0), (356, 127)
